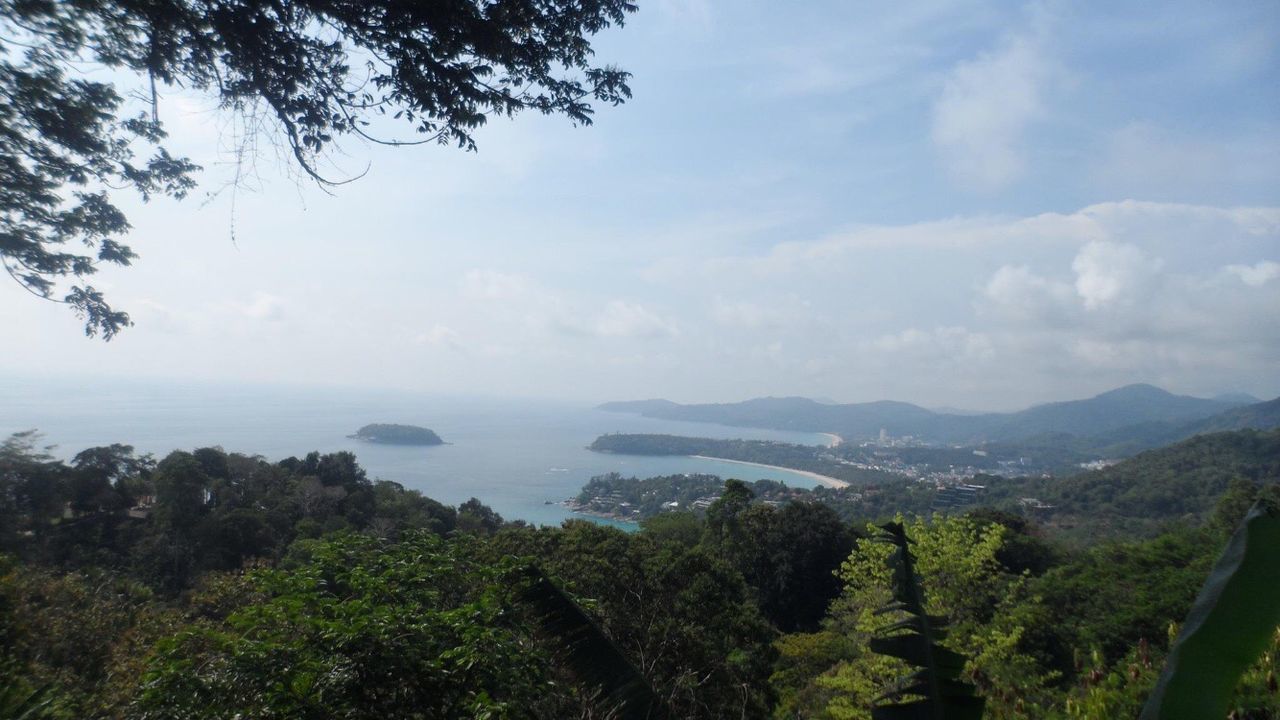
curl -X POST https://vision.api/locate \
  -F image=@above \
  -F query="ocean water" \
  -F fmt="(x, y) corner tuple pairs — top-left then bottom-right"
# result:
(0, 376), (830, 527)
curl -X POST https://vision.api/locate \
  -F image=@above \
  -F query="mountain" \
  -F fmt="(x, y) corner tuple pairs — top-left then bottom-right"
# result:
(602, 395), (942, 438)
(984, 384), (1242, 442)
(596, 399), (682, 415)
(1188, 396), (1280, 434)
(599, 384), (1255, 446)
(1092, 396), (1280, 454)
(1213, 392), (1262, 404)
(979, 427), (1280, 541)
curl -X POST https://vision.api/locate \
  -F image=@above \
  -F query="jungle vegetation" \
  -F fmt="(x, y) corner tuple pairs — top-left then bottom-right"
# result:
(1, 429), (1277, 718)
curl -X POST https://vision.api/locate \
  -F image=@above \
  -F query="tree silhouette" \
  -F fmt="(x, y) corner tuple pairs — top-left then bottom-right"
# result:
(0, 0), (635, 337)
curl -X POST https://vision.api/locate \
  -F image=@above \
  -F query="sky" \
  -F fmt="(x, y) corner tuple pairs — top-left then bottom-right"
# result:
(4, 0), (1279, 410)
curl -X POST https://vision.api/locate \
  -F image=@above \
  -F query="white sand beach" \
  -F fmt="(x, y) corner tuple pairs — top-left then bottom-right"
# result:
(689, 455), (850, 489)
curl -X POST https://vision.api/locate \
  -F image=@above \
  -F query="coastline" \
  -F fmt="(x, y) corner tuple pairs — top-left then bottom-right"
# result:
(559, 500), (642, 527)
(688, 455), (850, 489)
(818, 432), (843, 448)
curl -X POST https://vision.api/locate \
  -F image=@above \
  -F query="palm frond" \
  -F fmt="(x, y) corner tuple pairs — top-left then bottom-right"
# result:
(518, 564), (671, 720)
(0, 682), (54, 720)
(869, 522), (985, 720)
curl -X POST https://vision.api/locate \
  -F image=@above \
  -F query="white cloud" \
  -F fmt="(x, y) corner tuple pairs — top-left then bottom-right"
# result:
(983, 265), (1075, 326)
(1225, 261), (1280, 287)
(458, 270), (676, 342)
(460, 269), (533, 301)
(571, 301), (678, 340)
(932, 31), (1053, 190)
(665, 199), (1280, 403)
(129, 299), (188, 335)
(238, 292), (286, 321)
(1071, 241), (1155, 310)
(415, 323), (463, 350)
(710, 296), (785, 329)
(869, 326), (994, 362)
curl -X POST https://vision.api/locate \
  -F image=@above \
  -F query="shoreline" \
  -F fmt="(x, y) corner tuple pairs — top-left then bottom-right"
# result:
(818, 432), (843, 448)
(689, 455), (850, 489)
(559, 501), (641, 526)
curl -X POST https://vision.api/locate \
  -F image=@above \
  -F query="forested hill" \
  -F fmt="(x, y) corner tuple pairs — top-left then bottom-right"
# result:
(582, 429), (1280, 542)
(588, 433), (897, 484)
(600, 384), (1275, 448)
(2, 428), (1278, 717)
(350, 423), (444, 445)
(980, 428), (1280, 540)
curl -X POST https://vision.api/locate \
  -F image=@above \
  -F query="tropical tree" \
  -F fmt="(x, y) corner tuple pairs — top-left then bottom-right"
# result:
(778, 515), (1057, 719)
(133, 531), (574, 719)
(498, 520), (779, 719)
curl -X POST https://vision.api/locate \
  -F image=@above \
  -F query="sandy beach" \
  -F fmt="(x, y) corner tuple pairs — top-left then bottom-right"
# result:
(689, 455), (850, 489)
(818, 432), (843, 448)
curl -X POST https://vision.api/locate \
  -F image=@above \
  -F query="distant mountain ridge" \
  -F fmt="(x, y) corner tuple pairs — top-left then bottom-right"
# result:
(599, 384), (1276, 448)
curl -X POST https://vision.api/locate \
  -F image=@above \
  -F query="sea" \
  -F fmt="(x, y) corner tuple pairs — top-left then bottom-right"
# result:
(0, 376), (831, 528)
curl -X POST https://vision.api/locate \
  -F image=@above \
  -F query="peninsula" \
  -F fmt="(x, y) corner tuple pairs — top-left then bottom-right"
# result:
(588, 433), (890, 487)
(350, 423), (444, 446)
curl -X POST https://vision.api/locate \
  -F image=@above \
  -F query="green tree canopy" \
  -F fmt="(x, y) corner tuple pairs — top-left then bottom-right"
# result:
(133, 531), (570, 719)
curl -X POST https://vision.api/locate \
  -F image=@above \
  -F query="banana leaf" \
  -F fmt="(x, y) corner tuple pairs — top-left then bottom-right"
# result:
(1140, 501), (1280, 720)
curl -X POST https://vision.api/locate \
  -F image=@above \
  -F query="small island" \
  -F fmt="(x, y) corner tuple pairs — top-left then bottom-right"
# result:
(349, 423), (444, 446)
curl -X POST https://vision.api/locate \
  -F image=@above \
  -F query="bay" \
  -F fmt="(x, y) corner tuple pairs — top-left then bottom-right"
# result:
(1, 375), (831, 527)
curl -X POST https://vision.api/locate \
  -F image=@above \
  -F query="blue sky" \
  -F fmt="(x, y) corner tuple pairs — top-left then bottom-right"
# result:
(4, 0), (1278, 409)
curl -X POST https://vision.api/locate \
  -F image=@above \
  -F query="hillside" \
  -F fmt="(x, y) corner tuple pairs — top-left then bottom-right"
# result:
(981, 428), (1280, 540)
(600, 384), (1260, 447)
(1068, 396), (1280, 457)
(3, 428), (1277, 718)
(985, 383), (1240, 440)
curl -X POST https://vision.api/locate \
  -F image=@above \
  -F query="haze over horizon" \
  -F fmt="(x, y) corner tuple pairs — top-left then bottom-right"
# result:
(4, 1), (1278, 410)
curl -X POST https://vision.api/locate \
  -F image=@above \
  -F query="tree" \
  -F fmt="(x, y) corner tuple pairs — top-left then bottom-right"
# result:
(704, 478), (754, 556)
(133, 532), (574, 719)
(497, 520), (778, 718)
(736, 501), (855, 632)
(458, 497), (505, 534)
(71, 444), (153, 510)
(779, 515), (1058, 719)
(1, 0), (636, 337)
(864, 521), (984, 720)
(0, 431), (67, 546)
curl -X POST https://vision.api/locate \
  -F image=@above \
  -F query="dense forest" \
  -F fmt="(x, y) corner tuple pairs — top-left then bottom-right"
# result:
(350, 424), (445, 446)
(1, 428), (1277, 718)
(589, 433), (897, 484)
(587, 430), (1280, 543)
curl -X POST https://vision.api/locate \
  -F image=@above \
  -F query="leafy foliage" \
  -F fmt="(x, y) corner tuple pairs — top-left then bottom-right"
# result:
(3, 432), (1277, 717)
(867, 521), (984, 720)
(0, 435), (465, 592)
(520, 564), (671, 719)
(495, 519), (778, 719)
(777, 516), (1058, 719)
(133, 532), (564, 719)
(0, 680), (53, 720)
